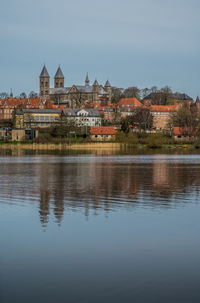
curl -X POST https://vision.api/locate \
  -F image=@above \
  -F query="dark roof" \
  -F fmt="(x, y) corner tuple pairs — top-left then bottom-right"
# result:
(105, 80), (111, 87)
(54, 66), (64, 79)
(50, 87), (70, 94)
(16, 109), (60, 114)
(62, 108), (100, 117)
(40, 65), (50, 78)
(93, 79), (99, 86)
(143, 93), (153, 100)
(50, 85), (108, 95)
(172, 93), (193, 100)
(143, 92), (193, 101)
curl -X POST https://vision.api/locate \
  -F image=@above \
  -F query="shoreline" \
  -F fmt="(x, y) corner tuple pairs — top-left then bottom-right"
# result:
(0, 142), (197, 151)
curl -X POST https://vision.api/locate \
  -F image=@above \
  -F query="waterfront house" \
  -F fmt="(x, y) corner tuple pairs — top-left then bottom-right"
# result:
(173, 127), (198, 141)
(90, 126), (117, 141)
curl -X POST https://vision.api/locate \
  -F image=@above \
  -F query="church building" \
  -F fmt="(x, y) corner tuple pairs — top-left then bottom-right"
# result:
(39, 65), (111, 107)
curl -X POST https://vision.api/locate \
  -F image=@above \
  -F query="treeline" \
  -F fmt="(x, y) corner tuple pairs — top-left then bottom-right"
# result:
(0, 91), (38, 99)
(111, 86), (194, 105)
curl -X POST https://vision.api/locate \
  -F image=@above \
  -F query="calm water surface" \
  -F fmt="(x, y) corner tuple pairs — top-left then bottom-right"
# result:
(0, 151), (200, 302)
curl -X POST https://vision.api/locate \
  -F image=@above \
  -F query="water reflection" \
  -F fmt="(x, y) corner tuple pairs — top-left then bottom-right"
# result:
(0, 154), (200, 228)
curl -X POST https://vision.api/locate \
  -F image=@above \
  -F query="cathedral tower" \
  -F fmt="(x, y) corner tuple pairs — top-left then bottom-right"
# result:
(93, 79), (99, 102)
(40, 65), (50, 101)
(54, 66), (64, 88)
(104, 80), (111, 103)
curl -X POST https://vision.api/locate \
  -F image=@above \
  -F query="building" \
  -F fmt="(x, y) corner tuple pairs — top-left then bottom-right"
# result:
(90, 126), (117, 141)
(116, 98), (143, 119)
(0, 97), (47, 121)
(150, 105), (179, 131)
(61, 108), (102, 127)
(39, 65), (111, 106)
(13, 109), (60, 129)
(173, 127), (198, 141)
(97, 106), (116, 124)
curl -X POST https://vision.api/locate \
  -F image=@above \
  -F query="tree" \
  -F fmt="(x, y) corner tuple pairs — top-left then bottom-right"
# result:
(140, 88), (151, 100)
(121, 118), (130, 134)
(51, 116), (78, 138)
(111, 87), (123, 103)
(170, 104), (199, 135)
(20, 92), (27, 99)
(150, 87), (172, 105)
(123, 86), (141, 100)
(0, 92), (8, 99)
(29, 91), (38, 98)
(128, 107), (153, 132)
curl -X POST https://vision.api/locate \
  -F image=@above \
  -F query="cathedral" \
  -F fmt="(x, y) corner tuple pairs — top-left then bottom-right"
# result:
(39, 65), (111, 107)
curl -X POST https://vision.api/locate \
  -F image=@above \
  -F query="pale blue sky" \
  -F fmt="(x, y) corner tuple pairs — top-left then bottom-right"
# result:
(0, 0), (200, 97)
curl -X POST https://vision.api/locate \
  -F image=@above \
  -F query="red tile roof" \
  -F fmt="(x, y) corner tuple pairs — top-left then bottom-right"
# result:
(90, 126), (117, 135)
(151, 105), (179, 112)
(0, 98), (56, 109)
(173, 127), (197, 135)
(118, 98), (142, 107)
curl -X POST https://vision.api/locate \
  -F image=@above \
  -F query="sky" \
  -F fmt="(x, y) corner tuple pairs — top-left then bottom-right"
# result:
(0, 0), (200, 98)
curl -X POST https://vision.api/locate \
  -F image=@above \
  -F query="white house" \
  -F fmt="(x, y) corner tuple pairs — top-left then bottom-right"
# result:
(61, 108), (102, 127)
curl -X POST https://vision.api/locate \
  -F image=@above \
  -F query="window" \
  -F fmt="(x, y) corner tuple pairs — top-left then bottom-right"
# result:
(45, 82), (48, 87)
(45, 90), (48, 94)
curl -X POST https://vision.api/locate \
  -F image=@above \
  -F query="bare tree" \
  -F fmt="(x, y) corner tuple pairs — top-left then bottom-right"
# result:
(128, 107), (153, 132)
(123, 86), (141, 100)
(0, 92), (8, 99)
(111, 87), (123, 103)
(20, 92), (27, 99)
(29, 91), (38, 98)
(170, 104), (199, 135)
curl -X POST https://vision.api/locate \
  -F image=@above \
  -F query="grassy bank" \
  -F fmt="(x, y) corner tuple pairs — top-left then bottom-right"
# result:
(0, 131), (200, 151)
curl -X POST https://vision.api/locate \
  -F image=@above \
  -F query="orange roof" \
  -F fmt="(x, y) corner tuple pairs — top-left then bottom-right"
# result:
(90, 126), (117, 135)
(118, 98), (142, 107)
(151, 105), (179, 112)
(0, 97), (60, 110)
(173, 127), (197, 135)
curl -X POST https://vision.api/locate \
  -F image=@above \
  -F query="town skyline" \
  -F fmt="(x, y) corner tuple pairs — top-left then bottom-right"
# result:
(0, 63), (199, 100)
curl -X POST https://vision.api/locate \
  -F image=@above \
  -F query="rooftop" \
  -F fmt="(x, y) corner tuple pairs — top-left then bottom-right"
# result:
(150, 105), (179, 112)
(54, 66), (64, 79)
(118, 98), (142, 107)
(90, 126), (117, 135)
(40, 65), (50, 78)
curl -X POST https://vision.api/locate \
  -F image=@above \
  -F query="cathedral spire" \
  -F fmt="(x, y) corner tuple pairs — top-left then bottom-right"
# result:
(40, 64), (50, 78)
(85, 73), (90, 86)
(54, 65), (64, 79)
(93, 79), (99, 86)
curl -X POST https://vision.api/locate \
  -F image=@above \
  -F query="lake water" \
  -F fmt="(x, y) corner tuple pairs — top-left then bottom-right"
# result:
(1, 151), (200, 302)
